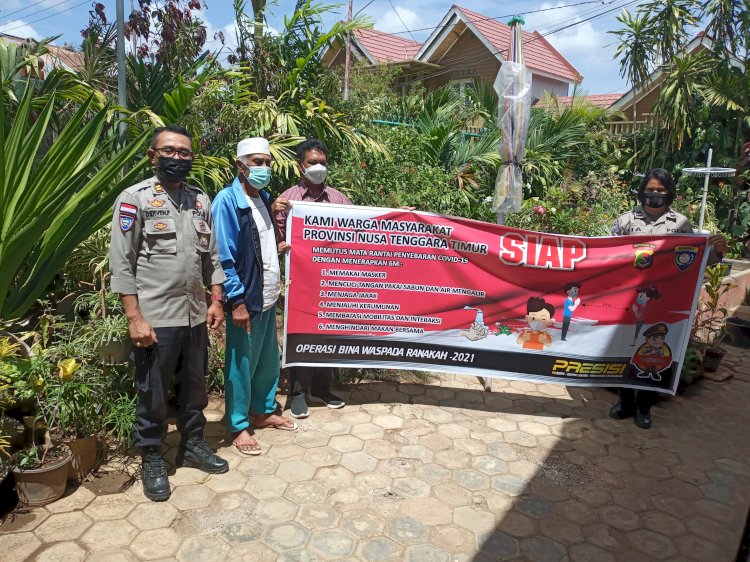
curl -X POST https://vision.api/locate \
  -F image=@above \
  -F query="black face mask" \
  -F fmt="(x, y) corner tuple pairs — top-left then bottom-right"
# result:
(157, 157), (193, 183)
(644, 192), (668, 208)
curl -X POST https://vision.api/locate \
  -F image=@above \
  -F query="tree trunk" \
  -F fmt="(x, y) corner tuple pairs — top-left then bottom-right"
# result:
(251, 0), (266, 94)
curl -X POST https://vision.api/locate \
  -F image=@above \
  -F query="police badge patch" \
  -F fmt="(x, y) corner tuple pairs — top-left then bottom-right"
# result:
(120, 214), (134, 232)
(674, 245), (698, 272)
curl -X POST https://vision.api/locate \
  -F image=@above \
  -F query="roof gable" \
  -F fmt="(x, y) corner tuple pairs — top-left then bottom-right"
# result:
(415, 5), (581, 83)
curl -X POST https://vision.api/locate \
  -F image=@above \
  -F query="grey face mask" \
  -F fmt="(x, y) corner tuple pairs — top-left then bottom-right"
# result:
(304, 164), (327, 185)
(529, 321), (545, 331)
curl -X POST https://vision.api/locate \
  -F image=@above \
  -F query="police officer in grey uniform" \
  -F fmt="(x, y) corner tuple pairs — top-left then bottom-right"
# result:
(110, 124), (229, 501)
(609, 168), (728, 429)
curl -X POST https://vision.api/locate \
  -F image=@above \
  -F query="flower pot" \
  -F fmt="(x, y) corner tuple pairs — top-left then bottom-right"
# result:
(13, 446), (72, 507)
(703, 347), (726, 372)
(64, 436), (101, 483)
(97, 338), (131, 365)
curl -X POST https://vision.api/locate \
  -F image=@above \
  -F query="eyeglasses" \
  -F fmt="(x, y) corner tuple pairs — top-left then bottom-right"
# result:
(154, 146), (194, 159)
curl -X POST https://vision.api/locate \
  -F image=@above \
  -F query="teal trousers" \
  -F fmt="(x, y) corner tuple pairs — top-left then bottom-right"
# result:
(224, 307), (280, 432)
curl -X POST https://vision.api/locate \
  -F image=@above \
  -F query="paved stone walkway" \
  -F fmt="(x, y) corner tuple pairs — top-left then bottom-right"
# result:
(2, 346), (749, 561)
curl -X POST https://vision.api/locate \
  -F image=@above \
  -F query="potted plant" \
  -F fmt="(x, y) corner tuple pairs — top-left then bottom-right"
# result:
(75, 291), (130, 365)
(10, 353), (73, 507)
(691, 264), (736, 372)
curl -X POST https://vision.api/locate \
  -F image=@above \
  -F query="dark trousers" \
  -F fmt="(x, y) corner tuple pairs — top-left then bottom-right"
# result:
(618, 387), (657, 413)
(132, 324), (209, 448)
(290, 367), (334, 397)
(561, 316), (571, 340)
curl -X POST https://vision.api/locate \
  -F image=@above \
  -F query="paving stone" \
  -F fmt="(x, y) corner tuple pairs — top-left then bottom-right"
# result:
(515, 495), (555, 519)
(276, 460), (316, 482)
(302, 446), (342, 467)
(319, 421), (351, 435)
(238, 456), (278, 477)
(221, 519), (266, 543)
(498, 511), (538, 538)
(386, 515), (428, 545)
(454, 468), (490, 491)
(486, 442), (516, 461)
(284, 480), (329, 504)
(416, 463), (451, 483)
(418, 434), (453, 451)
(168, 484), (216, 510)
(341, 510), (385, 538)
(428, 524), (475, 555)
(350, 423), (386, 440)
(316, 465), (355, 489)
(628, 529), (678, 559)
(392, 477), (431, 498)
(539, 515), (585, 545)
(87, 550), (138, 562)
(293, 431), (330, 449)
(256, 497), (299, 523)
(491, 474), (528, 496)
(245, 474), (288, 499)
(598, 505), (641, 532)
(437, 423), (471, 439)
(296, 503), (340, 530)
(45, 486), (96, 513)
(372, 414), (404, 429)
(399, 498), (453, 526)
(329, 435), (365, 453)
(85, 494), (137, 520)
(0, 507), (49, 533)
(268, 444), (306, 460)
(226, 542), (278, 562)
(476, 530), (520, 559)
(0, 531), (41, 562)
(128, 501), (179, 530)
(129, 528), (183, 560)
(670, 464), (711, 486)
(264, 522), (310, 552)
(398, 444), (434, 463)
(309, 529), (356, 559)
(34, 511), (92, 542)
(339, 411), (373, 425)
(81, 519), (139, 551)
(339, 451), (377, 473)
(434, 449), (471, 469)
(472, 455), (508, 475)
(486, 418), (518, 433)
(675, 533), (726, 561)
(357, 536), (402, 561)
(433, 482), (474, 507)
(568, 543), (616, 562)
(640, 510), (686, 538)
(277, 549), (318, 562)
(204, 471), (249, 493)
(520, 536), (567, 562)
(34, 541), (87, 562)
(177, 535), (230, 561)
(453, 505), (495, 532)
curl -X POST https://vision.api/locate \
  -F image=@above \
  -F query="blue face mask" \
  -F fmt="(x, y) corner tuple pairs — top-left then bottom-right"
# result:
(244, 165), (271, 189)
(637, 293), (648, 305)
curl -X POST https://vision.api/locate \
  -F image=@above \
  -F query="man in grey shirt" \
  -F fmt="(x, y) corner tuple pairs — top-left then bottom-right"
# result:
(110, 124), (228, 501)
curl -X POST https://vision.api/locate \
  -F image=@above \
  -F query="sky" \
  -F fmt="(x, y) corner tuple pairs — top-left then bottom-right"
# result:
(0, 0), (647, 95)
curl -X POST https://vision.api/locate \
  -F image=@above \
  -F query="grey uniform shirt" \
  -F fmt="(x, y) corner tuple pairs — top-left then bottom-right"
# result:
(109, 176), (226, 328)
(611, 205), (720, 264)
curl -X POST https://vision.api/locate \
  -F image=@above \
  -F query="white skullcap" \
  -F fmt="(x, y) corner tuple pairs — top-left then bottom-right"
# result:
(237, 137), (271, 158)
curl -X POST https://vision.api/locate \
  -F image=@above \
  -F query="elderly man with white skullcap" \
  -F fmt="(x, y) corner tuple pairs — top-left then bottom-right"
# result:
(212, 137), (297, 456)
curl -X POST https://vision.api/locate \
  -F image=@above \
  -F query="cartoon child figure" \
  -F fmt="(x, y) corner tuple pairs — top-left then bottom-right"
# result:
(631, 285), (661, 346)
(631, 322), (672, 382)
(517, 297), (555, 350)
(561, 282), (582, 341)
(459, 306), (488, 341)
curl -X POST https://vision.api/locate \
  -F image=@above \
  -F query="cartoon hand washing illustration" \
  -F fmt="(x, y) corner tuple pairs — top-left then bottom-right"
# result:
(460, 306), (488, 341)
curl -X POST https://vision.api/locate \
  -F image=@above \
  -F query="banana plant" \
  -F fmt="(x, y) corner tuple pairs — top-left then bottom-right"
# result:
(0, 79), (150, 321)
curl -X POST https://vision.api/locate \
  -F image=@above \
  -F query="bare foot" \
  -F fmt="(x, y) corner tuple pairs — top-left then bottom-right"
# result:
(232, 429), (261, 455)
(252, 413), (298, 431)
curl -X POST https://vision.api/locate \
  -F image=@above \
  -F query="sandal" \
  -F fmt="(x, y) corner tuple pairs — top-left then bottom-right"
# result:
(232, 431), (262, 456)
(252, 415), (298, 432)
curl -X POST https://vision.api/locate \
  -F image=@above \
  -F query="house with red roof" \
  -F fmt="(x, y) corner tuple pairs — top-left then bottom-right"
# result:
(323, 5), (582, 101)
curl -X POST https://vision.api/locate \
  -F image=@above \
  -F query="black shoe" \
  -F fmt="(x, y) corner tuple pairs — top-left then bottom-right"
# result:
(309, 390), (345, 409)
(176, 435), (229, 474)
(141, 446), (170, 502)
(609, 401), (635, 420)
(634, 410), (652, 429)
(290, 392), (309, 419)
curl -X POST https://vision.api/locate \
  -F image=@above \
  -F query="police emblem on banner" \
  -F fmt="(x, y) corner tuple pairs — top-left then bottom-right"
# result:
(674, 245), (698, 272)
(632, 243), (656, 270)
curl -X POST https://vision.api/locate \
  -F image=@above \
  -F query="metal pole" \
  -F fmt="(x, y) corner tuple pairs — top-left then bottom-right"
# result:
(698, 148), (713, 232)
(116, 0), (127, 138)
(343, 0), (352, 101)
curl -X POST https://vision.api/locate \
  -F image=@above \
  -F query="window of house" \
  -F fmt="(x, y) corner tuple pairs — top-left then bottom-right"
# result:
(449, 79), (475, 104)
